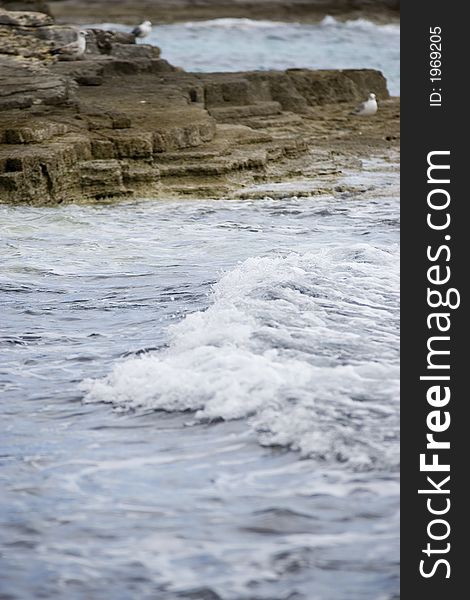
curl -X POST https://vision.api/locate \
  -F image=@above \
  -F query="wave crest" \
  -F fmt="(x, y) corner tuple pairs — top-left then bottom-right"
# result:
(83, 247), (399, 471)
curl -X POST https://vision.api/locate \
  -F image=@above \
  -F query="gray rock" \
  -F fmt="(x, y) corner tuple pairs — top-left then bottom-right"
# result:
(50, 59), (105, 86)
(110, 43), (160, 60)
(85, 29), (135, 55)
(0, 7), (52, 26)
(0, 55), (77, 110)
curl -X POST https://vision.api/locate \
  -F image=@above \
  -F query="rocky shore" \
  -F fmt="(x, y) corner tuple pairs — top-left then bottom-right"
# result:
(0, 4), (399, 205)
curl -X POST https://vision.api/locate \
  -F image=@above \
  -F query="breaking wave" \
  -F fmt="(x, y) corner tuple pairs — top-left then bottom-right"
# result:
(181, 16), (400, 35)
(83, 245), (399, 472)
(320, 15), (400, 34)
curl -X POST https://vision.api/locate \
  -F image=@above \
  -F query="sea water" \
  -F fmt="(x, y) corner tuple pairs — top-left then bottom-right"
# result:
(0, 19), (400, 600)
(95, 16), (400, 96)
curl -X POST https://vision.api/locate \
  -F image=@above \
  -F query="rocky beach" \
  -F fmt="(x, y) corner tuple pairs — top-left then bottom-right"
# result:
(1, 0), (399, 205)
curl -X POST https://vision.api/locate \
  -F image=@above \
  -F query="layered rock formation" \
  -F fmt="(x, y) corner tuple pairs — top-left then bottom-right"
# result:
(0, 6), (399, 205)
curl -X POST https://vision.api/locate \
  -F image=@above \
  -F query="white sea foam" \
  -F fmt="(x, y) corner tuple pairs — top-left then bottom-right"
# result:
(181, 17), (400, 35)
(84, 245), (399, 471)
(182, 18), (290, 29)
(320, 15), (400, 34)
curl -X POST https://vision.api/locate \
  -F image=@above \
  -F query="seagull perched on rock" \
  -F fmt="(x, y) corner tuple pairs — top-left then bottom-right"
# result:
(50, 31), (87, 60)
(352, 92), (378, 116)
(132, 20), (152, 39)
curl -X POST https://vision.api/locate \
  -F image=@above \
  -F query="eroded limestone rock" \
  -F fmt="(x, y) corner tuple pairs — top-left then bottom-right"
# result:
(0, 55), (76, 109)
(0, 6), (398, 205)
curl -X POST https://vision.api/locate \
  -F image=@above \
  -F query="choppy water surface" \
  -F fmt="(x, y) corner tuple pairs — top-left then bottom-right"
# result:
(0, 159), (399, 599)
(95, 17), (400, 95)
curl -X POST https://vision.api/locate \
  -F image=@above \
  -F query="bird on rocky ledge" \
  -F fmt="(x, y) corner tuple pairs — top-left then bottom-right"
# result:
(50, 31), (87, 61)
(352, 92), (378, 116)
(132, 20), (152, 39)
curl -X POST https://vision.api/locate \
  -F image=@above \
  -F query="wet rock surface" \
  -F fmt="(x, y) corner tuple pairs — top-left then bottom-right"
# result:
(0, 6), (399, 205)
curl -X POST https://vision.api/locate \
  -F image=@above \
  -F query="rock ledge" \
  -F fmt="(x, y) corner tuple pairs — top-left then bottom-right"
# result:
(0, 6), (400, 205)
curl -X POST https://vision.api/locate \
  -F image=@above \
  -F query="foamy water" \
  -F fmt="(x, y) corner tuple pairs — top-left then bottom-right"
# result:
(84, 245), (399, 471)
(93, 16), (400, 95)
(1, 157), (399, 598)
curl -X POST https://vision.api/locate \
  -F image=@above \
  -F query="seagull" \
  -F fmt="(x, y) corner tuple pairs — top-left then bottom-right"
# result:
(132, 20), (152, 39)
(352, 92), (378, 116)
(50, 31), (87, 60)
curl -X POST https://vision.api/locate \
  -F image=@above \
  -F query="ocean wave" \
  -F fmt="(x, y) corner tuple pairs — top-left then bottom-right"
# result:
(83, 246), (399, 471)
(179, 16), (400, 35)
(182, 17), (291, 29)
(320, 15), (400, 34)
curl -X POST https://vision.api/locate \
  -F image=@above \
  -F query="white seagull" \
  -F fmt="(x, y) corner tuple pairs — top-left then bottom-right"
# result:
(50, 30), (87, 60)
(132, 20), (152, 39)
(352, 92), (378, 116)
